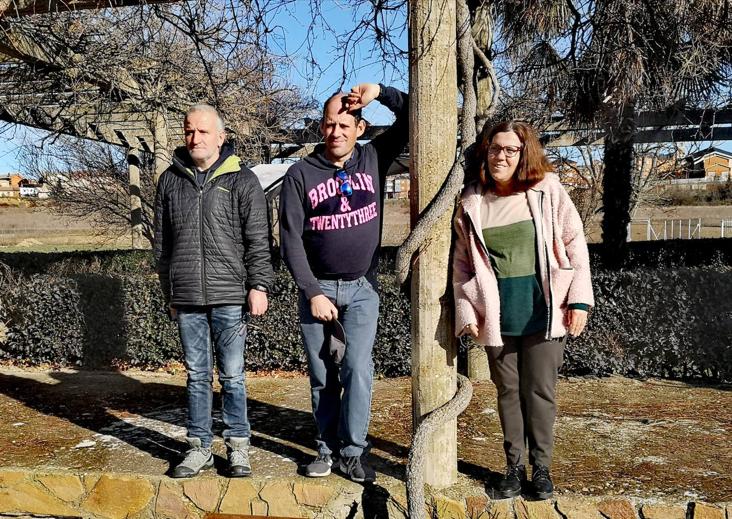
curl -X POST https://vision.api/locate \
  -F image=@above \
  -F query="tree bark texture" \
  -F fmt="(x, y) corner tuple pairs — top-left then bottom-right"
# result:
(408, 0), (459, 488)
(602, 102), (636, 268)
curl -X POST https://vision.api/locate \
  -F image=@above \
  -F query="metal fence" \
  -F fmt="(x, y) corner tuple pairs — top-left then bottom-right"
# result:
(722, 220), (732, 238)
(631, 218), (732, 240)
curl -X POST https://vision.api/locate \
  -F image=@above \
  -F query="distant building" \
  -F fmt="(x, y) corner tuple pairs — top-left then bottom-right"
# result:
(19, 178), (50, 199)
(385, 173), (410, 199)
(0, 175), (52, 199)
(683, 147), (732, 181)
(0, 173), (22, 198)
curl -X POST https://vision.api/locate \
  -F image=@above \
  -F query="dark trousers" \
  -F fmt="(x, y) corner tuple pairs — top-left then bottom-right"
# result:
(486, 332), (564, 468)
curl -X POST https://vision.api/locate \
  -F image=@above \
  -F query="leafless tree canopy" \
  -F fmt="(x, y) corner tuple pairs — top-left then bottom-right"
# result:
(20, 136), (152, 245)
(0, 0), (318, 162)
(490, 0), (731, 124)
(2, 0), (730, 255)
(549, 141), (693, 230)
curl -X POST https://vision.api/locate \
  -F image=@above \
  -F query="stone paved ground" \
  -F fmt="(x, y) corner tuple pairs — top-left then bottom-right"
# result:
(0, 368), (729, 518)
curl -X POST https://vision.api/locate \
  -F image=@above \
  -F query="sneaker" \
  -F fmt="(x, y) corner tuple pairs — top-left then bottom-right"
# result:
(339, 455), (376, 483)
(305, 453), (333, 477)
(172, 437), (214, 478)
(532, 464), (554, 500)
(495, 464), (526, 499)
(226, 437), (252, 477)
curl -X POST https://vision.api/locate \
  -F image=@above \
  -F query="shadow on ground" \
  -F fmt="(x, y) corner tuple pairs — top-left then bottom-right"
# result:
(0, 369), (730, 502)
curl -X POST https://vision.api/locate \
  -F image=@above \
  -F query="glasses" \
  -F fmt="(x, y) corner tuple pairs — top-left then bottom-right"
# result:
(488, 144), (522, 158)
(335, 169), (353, 197)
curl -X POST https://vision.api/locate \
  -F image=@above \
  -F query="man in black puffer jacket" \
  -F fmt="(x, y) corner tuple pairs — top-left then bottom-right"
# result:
(154, 104), (273, 479)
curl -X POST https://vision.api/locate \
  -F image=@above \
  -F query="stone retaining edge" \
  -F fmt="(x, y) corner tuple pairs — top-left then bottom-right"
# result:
(0, 468), (730, 519)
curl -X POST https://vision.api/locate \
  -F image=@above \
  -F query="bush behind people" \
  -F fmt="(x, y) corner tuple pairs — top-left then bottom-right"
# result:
(0, 243), (730, 382)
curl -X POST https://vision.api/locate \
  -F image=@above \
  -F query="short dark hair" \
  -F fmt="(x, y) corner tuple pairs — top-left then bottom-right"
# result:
(322, 93), (363, 122)
(477, 120), (553, 192)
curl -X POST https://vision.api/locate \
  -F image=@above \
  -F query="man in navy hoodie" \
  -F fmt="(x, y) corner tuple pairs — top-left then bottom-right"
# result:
(279, 83), (408, 482)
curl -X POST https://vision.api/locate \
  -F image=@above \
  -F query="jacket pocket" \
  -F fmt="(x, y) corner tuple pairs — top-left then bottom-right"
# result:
(457, 275), (482, 312)
(551, 267), (574, 307)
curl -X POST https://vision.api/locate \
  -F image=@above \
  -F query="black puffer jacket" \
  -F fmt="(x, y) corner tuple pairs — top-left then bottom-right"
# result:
(154, 144), (273, 306)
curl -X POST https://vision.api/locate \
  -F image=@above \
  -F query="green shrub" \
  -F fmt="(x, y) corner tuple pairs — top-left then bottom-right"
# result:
(0, 241), (730, 381)
(1, 275), (85, 365)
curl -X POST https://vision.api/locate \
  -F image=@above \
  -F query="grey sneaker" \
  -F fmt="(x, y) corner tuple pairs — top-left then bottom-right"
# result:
(172, 437), (214, 478)
(305, 453), (333, 477)
(339, 455), (376, 483)
(226, 437), (252, 477)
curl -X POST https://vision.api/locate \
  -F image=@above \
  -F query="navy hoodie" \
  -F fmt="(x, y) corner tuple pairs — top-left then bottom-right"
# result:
(279, 85), (409, 299)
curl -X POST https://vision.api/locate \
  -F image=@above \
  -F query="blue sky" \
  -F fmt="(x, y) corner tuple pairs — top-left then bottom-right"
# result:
(1, 3), (730, 174)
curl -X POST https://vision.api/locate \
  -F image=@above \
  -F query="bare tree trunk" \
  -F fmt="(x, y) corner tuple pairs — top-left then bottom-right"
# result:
(467, 347), (489, 381)
(602, 101), (636, 268)
(409, 0), (458, 488)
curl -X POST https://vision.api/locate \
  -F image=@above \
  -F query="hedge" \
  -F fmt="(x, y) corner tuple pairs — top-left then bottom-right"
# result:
(0, 241), (730, 381)
(0, 250), (412, 376)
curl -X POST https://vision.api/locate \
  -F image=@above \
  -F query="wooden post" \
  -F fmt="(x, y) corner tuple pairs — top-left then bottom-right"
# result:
(127, 150), (143, 249)
(409, 0), (458, 488)
(467, 346), (490, 381)
(153, 110), (170, 185)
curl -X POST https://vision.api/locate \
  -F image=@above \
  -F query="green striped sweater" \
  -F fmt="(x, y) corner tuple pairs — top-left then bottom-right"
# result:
(480, 191), (547, 336)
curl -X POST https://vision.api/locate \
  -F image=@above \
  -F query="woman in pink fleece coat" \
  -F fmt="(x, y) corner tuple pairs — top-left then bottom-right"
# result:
(453, 121), (593, 500)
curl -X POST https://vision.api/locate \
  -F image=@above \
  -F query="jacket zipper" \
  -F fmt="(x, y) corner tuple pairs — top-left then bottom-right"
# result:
(199, 184), (207, 304)
(464, 204), (490, 260)
(536, 190), (554, 339)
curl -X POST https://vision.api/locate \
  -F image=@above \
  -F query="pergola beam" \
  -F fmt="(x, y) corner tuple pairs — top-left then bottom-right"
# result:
(1, 0), (175, 18)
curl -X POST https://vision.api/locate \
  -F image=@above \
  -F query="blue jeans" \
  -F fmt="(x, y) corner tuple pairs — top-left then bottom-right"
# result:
(177, 305), (249, 448)
(299, 277), (379, 458)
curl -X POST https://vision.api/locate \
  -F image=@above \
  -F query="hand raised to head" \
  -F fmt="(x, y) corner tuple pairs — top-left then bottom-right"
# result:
(346, 83), (380, 112)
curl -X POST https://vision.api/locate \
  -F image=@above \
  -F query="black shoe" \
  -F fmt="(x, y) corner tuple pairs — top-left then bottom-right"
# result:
(532, 465), (553, 499)
(339, 455), (376, 483)
(495, 464), (526, 499)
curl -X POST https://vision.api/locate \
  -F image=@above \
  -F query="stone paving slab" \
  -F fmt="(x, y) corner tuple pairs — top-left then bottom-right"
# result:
(0, 368), (729, 518)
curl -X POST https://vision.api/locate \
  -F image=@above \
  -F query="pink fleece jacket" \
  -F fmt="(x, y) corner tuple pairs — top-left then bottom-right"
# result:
(452, 174), (594, 346)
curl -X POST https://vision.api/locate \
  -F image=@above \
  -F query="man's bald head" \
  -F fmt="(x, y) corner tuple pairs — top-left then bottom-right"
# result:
(322, 93), (362, 123)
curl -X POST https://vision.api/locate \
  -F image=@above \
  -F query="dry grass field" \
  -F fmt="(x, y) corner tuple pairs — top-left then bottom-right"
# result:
(1, 199), (731, 252)
(0, 202), (134, 252)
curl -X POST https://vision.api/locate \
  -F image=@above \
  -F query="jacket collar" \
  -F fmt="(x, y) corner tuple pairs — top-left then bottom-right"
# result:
(171, 142), (240, 180)
(461, 173), (556, 215)
(459, 181), (484, 216)
(528, 174), (557, 192)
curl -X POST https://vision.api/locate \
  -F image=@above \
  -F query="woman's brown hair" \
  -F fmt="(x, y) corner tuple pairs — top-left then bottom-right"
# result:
(477, 120), (553, 192)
